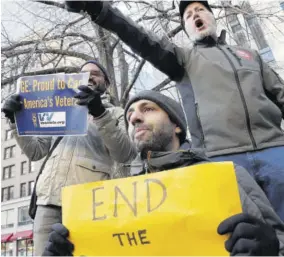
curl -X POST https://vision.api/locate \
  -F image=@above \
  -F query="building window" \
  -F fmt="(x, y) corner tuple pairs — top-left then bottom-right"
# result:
(30, 162), (36, 173)
(20, 183), (27, 198)
(18, 206), (33, 226)
(1, 209), (14, 229)
(21, 161), (28, 175)
(5, 130), (14, 141)
(2, 165), (15, 180)
(28, 181), (34, 196)
(1, 242), (13, 256)
(17, 239), (33, 256)
(232, 23), (242, 33)
(4, 145), (16, 159)
(1, 186), (14, 202)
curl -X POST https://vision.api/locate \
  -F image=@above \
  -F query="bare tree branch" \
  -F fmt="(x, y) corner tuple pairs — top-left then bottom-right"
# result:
(3, 48), (93, 60)
(152, 78), (172, 91)
(121, 59), (146, 106)
(2, 32), (97, 52)
(35, 0), (66, 9)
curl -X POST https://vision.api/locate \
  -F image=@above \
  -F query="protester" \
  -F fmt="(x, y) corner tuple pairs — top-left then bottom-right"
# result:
(1, 60), (131, 255)
(65, 0), (284, 221)
(42, 91), (284, 256)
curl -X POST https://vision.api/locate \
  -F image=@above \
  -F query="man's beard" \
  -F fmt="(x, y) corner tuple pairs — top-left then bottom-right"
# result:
(184, 12), (217, 42)
(88, 80), (106, 93)
(133, 122), (175, 154)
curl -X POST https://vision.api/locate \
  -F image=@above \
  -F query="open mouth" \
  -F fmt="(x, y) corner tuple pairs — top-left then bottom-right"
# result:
(195, 19), (204, 29)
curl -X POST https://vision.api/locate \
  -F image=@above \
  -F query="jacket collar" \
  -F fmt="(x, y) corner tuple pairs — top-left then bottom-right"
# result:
(129, 141), (209, 176)
(194, 30), (227, 47)
(101, 93), (114, 109)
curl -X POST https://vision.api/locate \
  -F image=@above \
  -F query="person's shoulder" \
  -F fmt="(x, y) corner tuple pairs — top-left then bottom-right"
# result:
(107, 106), (124, 119)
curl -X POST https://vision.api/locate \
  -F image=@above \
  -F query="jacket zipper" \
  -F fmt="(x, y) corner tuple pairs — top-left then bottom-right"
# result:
(227, 48), (243, 67)
(195, 103), (206, 148)
(217, 45), (257, 149)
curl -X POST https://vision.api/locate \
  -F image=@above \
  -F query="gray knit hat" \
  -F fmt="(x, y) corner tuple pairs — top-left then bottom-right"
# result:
(124, 90), (187, 143)
(81, 60), (110, 85)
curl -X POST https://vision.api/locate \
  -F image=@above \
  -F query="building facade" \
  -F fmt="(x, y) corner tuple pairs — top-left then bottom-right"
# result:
(1, 116), (38, 256)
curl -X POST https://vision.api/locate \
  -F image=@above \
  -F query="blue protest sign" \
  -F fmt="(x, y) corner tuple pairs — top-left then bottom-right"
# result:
(15, 72), (89, 136)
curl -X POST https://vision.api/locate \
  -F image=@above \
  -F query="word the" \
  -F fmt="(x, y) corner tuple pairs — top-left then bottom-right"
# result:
(113, 229), (150, 246)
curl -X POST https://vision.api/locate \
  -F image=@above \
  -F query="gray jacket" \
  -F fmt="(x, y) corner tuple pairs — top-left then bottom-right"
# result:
(11, 102), (127, 206)
(90, 2), (284, 157)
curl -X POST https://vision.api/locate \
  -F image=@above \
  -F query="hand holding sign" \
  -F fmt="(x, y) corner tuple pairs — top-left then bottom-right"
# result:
(1, 94), (22, 123)
(218, 213), (279, 256)
(74, 85), (105, 118)
(62, 162), (243, 256)
(14, 73), (89, 136)
(42, 223), (74, 256)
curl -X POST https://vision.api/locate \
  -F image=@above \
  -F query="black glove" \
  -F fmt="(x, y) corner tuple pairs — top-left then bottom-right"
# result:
(42, 223), (74, 256)
(218, 213), (279, 256)
(1, 94), (22, 123)
(65, 1), (103, 17)
(74, 85), (106, 117)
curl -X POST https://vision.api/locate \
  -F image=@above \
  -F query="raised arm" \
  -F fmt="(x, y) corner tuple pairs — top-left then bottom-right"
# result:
(2, 93), (53, 161)
(93, 107), (137, 164)
(11, 124), (53, 161)
(65, 1), (185, 81)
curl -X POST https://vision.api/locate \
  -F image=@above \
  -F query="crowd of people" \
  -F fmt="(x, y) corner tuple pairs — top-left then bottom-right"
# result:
(2, 0), (284, 256)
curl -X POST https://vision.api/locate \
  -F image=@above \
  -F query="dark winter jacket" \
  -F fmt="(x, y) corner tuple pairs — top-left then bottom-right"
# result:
(116, 141), (284, 255)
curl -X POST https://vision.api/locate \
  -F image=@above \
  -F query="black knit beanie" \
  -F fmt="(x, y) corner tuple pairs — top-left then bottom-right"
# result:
(81, 60), (110, 85)
(124, 90), (187, 144)
(179, 0), (213, 19)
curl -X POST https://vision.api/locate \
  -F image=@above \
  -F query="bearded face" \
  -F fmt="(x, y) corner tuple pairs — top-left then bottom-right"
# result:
(81, 63), (108, 93)
(131, 120), (176, 153)
(183, 2), (217, 42)
(126, 100), (181, 154)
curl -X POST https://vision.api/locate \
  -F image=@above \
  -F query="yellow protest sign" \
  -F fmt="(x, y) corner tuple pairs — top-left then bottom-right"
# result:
(62, 161), (242, 256)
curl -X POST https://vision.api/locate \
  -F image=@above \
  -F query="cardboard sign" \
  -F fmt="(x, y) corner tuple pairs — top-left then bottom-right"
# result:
(62, 162), (242, 256)
(15, 73), (89, 136)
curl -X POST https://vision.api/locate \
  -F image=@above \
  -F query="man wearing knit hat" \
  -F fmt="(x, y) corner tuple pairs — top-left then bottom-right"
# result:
(65, 1), (284, 221)
(1, 60), (133, 255)
(42, 90), (284, 256)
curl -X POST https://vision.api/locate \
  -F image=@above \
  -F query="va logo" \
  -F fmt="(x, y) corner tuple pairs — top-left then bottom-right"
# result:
(38, 112), (54, 122)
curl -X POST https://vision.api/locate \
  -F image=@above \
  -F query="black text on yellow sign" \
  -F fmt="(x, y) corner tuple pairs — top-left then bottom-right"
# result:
(62, 163), (242, 256)
(92, 178), (167, 247)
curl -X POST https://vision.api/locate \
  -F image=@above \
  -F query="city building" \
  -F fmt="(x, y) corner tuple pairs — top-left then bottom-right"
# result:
(1, 116), (38, 256)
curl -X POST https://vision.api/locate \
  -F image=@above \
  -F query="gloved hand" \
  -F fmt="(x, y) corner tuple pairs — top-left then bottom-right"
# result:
(218, 213), (279, 256)
(74, 85), (106, 117)
(1, 94), (22, 123)
(42, 223), (74, 256)
(65, 1), (103, 17)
